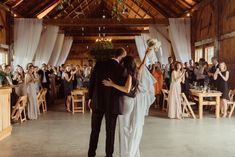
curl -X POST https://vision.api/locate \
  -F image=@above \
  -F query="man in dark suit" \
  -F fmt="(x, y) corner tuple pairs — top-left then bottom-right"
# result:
(88, 48), (127, 157)
(38, 63), (53, 103)
(208, 57), (219, 89)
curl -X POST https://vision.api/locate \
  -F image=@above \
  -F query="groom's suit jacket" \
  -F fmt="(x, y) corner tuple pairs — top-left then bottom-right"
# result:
(88, 59), (125, 115)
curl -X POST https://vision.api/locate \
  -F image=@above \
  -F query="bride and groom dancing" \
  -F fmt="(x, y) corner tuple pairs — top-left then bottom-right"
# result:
(88, 47), (155, 157)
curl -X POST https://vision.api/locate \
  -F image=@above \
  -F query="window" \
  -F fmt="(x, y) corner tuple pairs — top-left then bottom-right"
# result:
(205, 46), (214, 64)
(195, 48), (203, 62)
(0, 50), (8, 65)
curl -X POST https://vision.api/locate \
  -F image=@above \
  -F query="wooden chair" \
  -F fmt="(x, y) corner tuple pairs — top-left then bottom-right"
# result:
(37, 89), (43, 114)
(181, 93), (196, 119)
(41, 89), (47, 113)
(11, 96), (28, 123)
(228, 90), (235, 118)
(161, 89), (169, 111)
(71, 90), (85, 114)
(37, 88), (47, 113)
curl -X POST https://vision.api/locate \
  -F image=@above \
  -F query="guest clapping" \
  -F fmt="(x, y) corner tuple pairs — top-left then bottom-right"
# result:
(214, 62), (229, 117)
(62, 65), (76, 112)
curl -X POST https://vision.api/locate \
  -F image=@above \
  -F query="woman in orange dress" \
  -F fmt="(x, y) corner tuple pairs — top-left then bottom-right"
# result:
(151, 62), (163, 108)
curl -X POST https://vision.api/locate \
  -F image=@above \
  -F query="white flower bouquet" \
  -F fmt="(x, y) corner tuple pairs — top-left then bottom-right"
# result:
(146, 39), (161, 50)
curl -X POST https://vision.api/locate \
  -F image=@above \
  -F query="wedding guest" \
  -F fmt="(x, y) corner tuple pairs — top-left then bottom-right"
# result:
(62, 65), (75, 112)
(33, 66), (40, 93)
(25, 65), (38, 120)
(194, 58), (206, 86)
(38, 63), (52, 103)
(168, 62), (185, 119)
(214, 62), (229, 117)
(208, 57), (219, 89)
(151, 62), (163, 108)
(13, 65), (25, 85)
(164, 57), (174, 89)
(38, 63), (52, 89)
(74, 65), (84, 88)
(182, 62), (190, 98)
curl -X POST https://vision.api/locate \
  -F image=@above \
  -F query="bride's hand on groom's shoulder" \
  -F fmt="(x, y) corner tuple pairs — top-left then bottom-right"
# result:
(102, 78), (113, 87)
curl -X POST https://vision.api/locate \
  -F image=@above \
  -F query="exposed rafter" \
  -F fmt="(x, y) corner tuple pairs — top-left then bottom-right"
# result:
(36, 0), (62, 19)
(43, 18), (169, 27)
(0, 2), (23, 17)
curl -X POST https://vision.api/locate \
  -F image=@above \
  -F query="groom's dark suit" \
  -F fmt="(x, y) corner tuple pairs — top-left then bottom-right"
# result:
(88, 59), (125, 157)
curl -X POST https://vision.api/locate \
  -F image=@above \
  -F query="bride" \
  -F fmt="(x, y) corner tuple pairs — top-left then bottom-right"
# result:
(103, 48), (155, 157)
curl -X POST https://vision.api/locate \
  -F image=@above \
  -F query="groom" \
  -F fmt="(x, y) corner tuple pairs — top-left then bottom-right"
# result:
(88, 48), (127, 157)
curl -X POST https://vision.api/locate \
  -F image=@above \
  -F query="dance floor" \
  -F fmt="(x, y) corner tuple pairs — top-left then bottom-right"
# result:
(0, 101), (235, 157)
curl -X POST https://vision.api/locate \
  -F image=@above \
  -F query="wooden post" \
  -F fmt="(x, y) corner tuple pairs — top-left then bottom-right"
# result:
(214, 0), (220, 58)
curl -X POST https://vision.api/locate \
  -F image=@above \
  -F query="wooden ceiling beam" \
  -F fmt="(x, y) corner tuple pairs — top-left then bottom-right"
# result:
(65, 29), (149, 36)
(123, 0), (144, 18)
(177, 0), (193, 8)
(181, 0), (214, 17)
(43, 18), (169, 27)
(144, 0), (170, 17)
(36, 0), (62, 19)
(131, 0), (157, 18)
(64, 0), (95, 18)
(153, 0), (179, 17)
(74, 36), (136, 41)
(0, 2), (23, 17)
(12, 0), (24, 9)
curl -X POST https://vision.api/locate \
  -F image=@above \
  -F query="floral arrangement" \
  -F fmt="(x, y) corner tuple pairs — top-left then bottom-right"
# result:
(92, 39), (113, 51)
(146, 39), (161, 50)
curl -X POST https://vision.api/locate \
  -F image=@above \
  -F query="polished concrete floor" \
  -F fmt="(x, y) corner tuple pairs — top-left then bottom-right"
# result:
(1, 101), (235, 157)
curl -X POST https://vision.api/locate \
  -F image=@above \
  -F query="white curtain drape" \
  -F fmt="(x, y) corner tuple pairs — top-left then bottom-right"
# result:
(13, 18), (43, 68)
(56, 36), (73, 66)
(34, 25), (59, 67)
(48, 33), (65, 66)
(149, 25), (172, 64)
(135, 33), (158, 65)
(169, 18), (191, 63)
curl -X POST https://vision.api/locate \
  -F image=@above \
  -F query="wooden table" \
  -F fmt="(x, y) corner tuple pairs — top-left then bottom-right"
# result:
(0, 87), (12, 141)
(190, 89), (222, 119)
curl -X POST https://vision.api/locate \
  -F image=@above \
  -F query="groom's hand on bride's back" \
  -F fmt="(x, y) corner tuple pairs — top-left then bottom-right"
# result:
(88, 99), (92, 109)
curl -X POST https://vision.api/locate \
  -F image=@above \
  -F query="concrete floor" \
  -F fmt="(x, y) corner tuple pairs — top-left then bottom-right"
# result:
(1, 101), (235, 157)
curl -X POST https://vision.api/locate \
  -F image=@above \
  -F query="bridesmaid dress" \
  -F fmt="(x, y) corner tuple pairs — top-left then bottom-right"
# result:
(26, 73), (38, 120)
(168, 70), (182, 119)
(119, 67), (155, 157)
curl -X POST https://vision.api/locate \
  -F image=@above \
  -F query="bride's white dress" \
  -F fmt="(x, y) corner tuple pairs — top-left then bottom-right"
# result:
(119, 67), (155, 157)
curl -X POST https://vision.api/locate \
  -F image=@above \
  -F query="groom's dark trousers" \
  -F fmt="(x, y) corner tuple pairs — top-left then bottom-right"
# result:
(88, 110), (118, 157)
(88, 59), (125, 157)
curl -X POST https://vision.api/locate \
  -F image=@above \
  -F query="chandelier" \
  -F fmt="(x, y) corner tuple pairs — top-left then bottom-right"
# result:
(95, 38), (112, 42)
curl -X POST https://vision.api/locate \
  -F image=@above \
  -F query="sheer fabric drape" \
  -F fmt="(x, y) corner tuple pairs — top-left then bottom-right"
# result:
(34, 25), (59, 66)
(169, 18), (191, 63)
(48, 33), (65, 66)
(56, 36), (73, 66)
(149, 25), (172, 64)
(13, 18), (43, 68)
(135, 33), (158, 65)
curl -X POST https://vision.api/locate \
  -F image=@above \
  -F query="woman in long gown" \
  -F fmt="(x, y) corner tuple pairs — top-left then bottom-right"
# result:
(103, 48), (155, 157)
(25, 65), (38, 120)
(168, 62), (185, 119)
